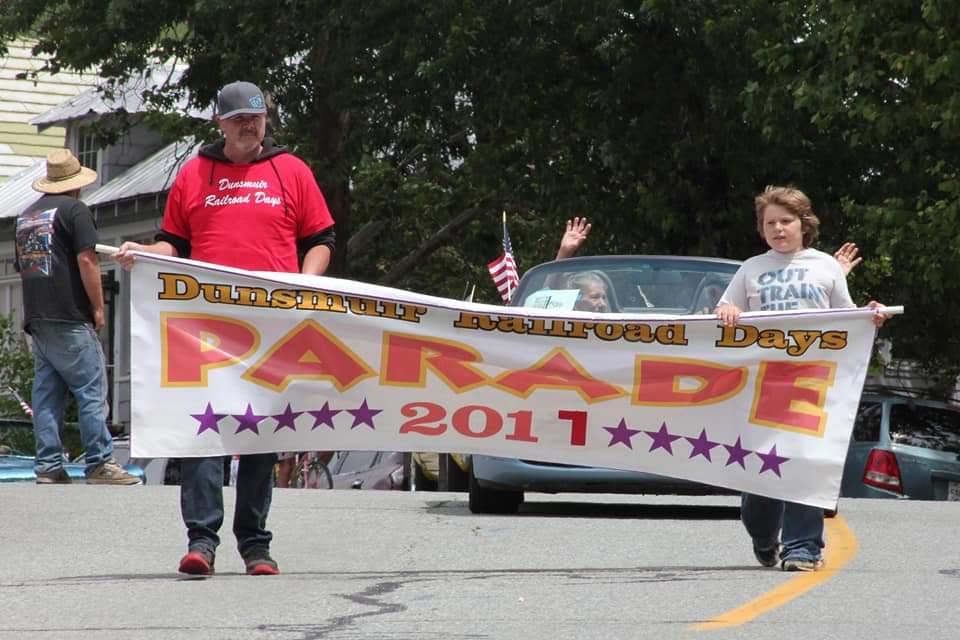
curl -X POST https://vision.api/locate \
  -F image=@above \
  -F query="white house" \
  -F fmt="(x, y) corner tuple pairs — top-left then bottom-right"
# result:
(0, 68), (208, 427)
(0, 39), (96, 183)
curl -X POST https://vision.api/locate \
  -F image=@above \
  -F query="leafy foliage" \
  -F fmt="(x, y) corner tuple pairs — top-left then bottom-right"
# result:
(739, 0), (960, 384)
(0, 314), (33, 418)
(3, 1), (959, 379)
(0, 314), (34, 455)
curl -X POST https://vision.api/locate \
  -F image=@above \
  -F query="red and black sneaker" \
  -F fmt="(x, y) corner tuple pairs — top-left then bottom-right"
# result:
(243, 551), (279, 576)
(178, 549), (215, 575)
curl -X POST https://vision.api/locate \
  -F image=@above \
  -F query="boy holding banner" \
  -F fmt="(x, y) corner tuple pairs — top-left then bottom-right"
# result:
(715, 185), (887, 572)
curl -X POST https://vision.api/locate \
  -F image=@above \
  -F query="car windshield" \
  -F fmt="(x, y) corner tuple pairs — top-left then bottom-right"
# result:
(511, 256), (740, 314)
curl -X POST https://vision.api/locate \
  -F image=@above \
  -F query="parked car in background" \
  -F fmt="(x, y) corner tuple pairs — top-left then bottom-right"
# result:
(130, 450), (406, 489)
(329, 450), (407, 490)
(468, 255), (742, 513)
(841, 387), (960, 500)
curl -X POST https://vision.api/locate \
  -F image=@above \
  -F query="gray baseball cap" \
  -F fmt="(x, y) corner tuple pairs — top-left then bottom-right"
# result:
(216, 81), (267, 119)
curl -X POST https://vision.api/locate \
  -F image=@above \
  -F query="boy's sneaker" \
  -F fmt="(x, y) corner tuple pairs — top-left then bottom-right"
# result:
(782, 557), (825, 572)
(179, 549), (215, 575)
(36, 468), (72, 484)
(85, 458), (140, 485)
(752, 541), (780, 568)
(244, 550), (280, 576)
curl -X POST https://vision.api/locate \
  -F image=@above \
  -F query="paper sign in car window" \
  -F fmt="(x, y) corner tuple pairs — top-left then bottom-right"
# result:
(522, 289), (580, 310)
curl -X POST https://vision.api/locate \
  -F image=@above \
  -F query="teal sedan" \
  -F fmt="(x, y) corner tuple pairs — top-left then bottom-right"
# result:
(841, 388), (960, 500)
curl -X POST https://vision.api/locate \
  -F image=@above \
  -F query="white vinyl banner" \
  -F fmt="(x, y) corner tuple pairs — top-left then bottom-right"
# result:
(129, 254), (880, 508)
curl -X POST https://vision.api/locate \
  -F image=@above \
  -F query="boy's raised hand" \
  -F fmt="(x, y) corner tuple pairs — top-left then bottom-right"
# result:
(834, 242), (862, 276)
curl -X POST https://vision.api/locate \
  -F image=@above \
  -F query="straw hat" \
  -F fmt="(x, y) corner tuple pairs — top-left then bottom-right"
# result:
(32, 149), (98, 194)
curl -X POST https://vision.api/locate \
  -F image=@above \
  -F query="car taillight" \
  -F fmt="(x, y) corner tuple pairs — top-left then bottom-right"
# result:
(862, 449), (903, 494)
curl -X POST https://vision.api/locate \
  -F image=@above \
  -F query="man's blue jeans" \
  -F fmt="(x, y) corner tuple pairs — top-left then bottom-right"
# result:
(30, 320), (114, 475)
(180, 453), (276, 557)
(741, 493), (824, 561)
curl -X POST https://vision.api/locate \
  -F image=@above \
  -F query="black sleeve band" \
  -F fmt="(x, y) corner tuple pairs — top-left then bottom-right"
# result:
(297, 226), (336, 255)
(155, 231), (191, 259)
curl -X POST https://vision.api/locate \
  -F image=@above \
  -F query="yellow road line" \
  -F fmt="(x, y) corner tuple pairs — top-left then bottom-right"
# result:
(692, 514), (858, 631)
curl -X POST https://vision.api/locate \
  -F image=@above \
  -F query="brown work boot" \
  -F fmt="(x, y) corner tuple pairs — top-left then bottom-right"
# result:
(36, 467), (73, 484)
(85, 458), (140, 485)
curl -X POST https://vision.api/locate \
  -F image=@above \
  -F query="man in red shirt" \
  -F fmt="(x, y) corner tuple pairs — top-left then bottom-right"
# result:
(114, 81), (335, 576)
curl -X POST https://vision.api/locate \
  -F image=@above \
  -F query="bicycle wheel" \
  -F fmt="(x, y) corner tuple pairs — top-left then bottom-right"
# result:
(297, 453), (333, 489)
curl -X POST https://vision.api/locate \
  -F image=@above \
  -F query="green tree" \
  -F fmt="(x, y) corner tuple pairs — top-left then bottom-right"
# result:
(0, 314), (34, 454)
(739, 0), (960, 384)
(3, 1), (958, 380)
(0, 314), (33, 417)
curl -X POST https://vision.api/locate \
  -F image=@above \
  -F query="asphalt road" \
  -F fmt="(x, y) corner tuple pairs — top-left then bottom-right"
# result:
(1, 485), (957, 640)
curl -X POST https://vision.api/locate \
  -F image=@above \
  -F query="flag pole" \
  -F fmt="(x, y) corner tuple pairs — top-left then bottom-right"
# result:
(502, 211), (512, 302)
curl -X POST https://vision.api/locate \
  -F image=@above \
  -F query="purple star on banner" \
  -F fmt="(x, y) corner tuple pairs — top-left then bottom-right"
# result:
(645, 422), (682, 455)
(757, 444), (790, 477)
(272, 403), (302, 433)
(603, 418), (642, 449)
(723, 436), (752, 469)
(233, 404), (267, 435)
(191, 403), (226, 435)
(685, 429), (720, 461)
(309, 402), (341, 430)
(348, 398), (382, 429)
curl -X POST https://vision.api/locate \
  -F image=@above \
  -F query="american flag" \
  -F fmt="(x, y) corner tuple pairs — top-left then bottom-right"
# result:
(487, 214), (519, 303)
(4, 386), (32, 417)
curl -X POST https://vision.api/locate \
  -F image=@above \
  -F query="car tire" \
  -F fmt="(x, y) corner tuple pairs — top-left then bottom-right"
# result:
(164, 459), (181, 485)
(468, 468), (523, 514)
(443, 454), (469, 492)
(413, 458), (438, 491)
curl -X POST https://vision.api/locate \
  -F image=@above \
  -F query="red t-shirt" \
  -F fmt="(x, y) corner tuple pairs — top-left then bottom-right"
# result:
(161, 151), (334, 272)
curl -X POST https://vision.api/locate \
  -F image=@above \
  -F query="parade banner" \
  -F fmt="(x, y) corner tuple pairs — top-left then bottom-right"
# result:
(129, 253), (882, 508)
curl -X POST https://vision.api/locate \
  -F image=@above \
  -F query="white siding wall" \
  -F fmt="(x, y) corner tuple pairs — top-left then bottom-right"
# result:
(0, 40), (96, 181)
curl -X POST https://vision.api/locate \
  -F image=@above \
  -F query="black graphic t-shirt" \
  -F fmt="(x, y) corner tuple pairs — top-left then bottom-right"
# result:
(15, 194), (99, 331)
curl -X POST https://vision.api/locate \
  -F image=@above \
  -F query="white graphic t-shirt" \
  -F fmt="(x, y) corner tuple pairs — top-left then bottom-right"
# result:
(718, 248), (855, 312)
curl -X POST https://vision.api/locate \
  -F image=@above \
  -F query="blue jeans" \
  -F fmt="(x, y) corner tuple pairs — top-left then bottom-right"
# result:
(741, 493), (824, 561)
(30, 320), (114, 475)
(180, 453), (276, 557)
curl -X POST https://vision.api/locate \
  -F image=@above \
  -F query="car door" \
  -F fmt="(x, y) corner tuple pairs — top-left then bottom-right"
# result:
(330, 450), (380, 489)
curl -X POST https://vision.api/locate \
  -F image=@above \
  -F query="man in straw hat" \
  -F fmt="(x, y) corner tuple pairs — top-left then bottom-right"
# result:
(14, 148), (139, 486)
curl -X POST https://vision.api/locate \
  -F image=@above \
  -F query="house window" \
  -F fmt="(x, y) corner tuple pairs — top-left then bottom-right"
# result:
(76, 129), (101, 173)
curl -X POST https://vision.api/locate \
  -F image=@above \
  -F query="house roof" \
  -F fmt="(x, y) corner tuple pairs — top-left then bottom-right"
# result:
(0, 62), (207, 219)
(0, 137), (199, 219)
(31, 68), (211, 130)
(0, 159), (44, 218)
(85, 137), (198, 207)
(0, 39), (97, 180)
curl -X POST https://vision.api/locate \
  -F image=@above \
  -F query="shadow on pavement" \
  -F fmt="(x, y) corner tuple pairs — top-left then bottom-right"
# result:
(426, 499), (741, 520)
